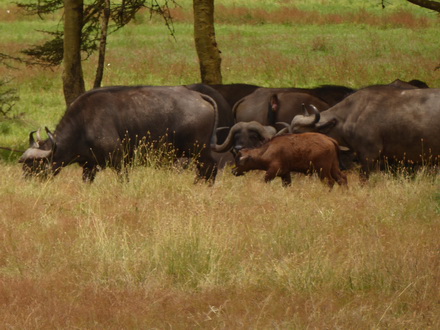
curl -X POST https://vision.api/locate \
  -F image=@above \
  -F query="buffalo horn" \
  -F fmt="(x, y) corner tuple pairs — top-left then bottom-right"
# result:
(211, 123), (242, 152)
(216, 126), (230, 133)
(308, 104), (321, 124)
(293, 104), (321, 127)
(45, 127), (56, 146)
(247, 121), (274, 141)
(275, 122), (291, 134)
(45, 127), (58, 153)
(264, 125), (277, 137)
(29, 130), (39, 148)
(18, 148), (52, 163)
(36, 128), (43, 143)
(302, 103), (308, 116)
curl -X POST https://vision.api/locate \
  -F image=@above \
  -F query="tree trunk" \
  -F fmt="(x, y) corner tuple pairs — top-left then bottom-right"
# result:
(63, 0), (86, 106)
(93, 0), (110, 89)
(193, 0), (222, 84)
(406, 0), (440, 12)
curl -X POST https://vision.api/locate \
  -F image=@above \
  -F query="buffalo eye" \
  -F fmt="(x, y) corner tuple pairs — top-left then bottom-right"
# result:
(249, 131), (264, 143)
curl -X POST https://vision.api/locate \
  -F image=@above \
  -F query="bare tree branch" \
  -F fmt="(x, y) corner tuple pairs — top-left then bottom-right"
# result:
(93, 0), (110, 88)
(406, 0), (440, 12)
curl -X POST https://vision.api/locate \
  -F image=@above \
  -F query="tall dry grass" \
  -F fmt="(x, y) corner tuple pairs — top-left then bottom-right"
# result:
(1, 161), (439, 328)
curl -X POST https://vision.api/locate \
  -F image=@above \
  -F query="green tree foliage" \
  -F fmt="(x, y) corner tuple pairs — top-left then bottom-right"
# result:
(17, 0), (177, 105)
(17, 0), (177, 68)
(0, 55), (19, 120)
(0, 81), (19, 119)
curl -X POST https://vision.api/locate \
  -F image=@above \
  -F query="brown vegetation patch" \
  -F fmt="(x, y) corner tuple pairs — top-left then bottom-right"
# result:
(2, 3), (437, 29)
(0, 6), (30, 22)
(168, 6), (436, 29)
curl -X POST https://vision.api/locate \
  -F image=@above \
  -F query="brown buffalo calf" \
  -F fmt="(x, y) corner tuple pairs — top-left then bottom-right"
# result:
(233, 133), (348, 188)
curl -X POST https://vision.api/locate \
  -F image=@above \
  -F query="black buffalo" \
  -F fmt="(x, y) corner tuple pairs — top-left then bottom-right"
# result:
(233, 85), (355, 128)
(387, 79), (429, 89)
(184, 83), (236, 167)
(291, 86), (440, 179)
(185, 83), (233, 143)
(209, 83), (261, 109)
(19, 86), (219, 182)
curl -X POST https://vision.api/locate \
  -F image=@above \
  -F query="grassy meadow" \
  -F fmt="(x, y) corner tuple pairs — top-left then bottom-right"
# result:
(1, 0), (440, 328)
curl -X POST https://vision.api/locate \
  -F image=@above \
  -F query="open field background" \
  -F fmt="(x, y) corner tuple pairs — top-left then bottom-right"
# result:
(0, 0), (439, 328)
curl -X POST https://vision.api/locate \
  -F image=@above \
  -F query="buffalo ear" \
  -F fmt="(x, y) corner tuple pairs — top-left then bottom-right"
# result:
(238, 155), (251, 166)
(317, 118), (337, 134)
(270, 94), (279, 112)
(267, 94), (280, 125)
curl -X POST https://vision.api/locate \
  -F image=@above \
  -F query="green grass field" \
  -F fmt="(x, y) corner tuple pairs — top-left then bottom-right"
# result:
(0, 1), (439, 328)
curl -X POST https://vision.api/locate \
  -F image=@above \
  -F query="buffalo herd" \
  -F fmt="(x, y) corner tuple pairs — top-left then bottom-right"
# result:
(19, 79), (439, 187)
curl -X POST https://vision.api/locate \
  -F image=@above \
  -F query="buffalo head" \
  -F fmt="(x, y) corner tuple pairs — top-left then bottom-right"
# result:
(19, 127), (57, 178)
(211, 121), (276, 155)
(231, 149), (256, 177)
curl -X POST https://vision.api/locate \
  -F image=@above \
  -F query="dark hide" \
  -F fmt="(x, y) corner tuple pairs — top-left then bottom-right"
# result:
(185, 83), (235, 167)
(291, 86), (440, 179)
(233, 85), (354, 126)
(268, 92), (330, 129)
(209, 83), (261, 109)
(185, 83), (234, 143)
(388, 79), (429, 89)
(19, 86), (218, 183)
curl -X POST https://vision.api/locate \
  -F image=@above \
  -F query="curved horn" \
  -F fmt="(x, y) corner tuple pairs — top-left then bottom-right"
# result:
(302, 103), (308, 116)
(45, 127), (56, 144)
(247, 121), (275, 141)
(292, 104), (321, 128)
(45, 127), (57, 153)
(308, 104), (321, 124)
(216, 126), (230, 134)
(36, 128), (43, 143)
(18, 148), (52, 163)
(211, 123), (243, 152)
(275, 122), (291, 133)
(29, 130), (39, 148)
(264, 125), (277, 137)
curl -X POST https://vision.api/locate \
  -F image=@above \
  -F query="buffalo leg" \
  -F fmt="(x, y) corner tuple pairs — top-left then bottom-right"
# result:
(333, 170), (348, 187)
(264, 166), (279, 183)
(196, 151), (218, 183)
(358, 151), (380, 182)
(114, 163), (130, 183)
(319, 169), (335, 189)
(82, 165), (98, 183)
(280, 173), (292, 187)
(359, 161), (370, 182)
(118, 167), (130, 183)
